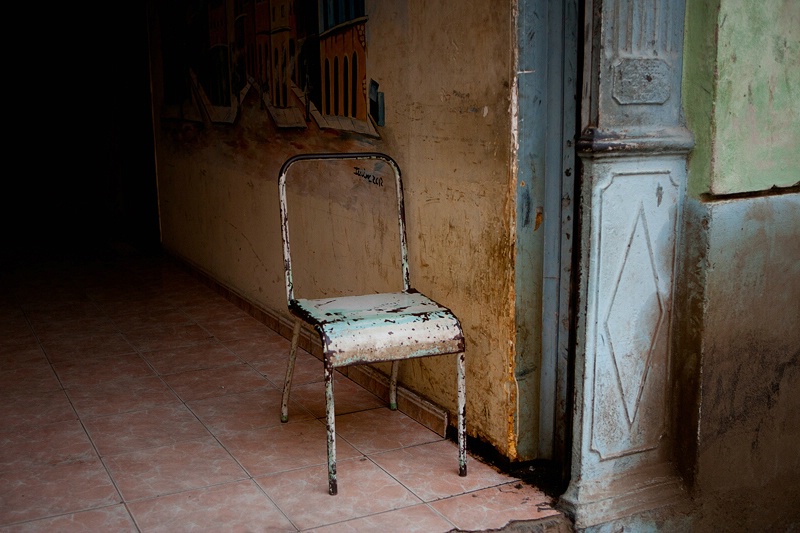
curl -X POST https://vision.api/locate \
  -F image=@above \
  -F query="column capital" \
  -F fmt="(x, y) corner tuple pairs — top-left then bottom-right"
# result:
(577, 126), (695, 158)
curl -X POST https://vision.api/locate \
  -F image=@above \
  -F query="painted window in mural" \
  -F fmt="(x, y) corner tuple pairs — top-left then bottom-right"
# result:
(157, 0), (379, 138)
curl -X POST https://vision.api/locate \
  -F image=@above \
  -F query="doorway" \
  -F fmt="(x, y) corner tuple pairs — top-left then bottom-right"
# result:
(513, 0), (581, 474)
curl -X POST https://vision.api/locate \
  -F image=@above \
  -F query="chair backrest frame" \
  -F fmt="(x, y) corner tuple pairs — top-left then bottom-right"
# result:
(278, 152), (411, 304)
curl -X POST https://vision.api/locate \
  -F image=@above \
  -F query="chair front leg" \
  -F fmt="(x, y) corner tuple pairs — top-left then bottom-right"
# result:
(324, 357), (338, 495)
(457, 351), (467, 477)
(280, 320), (302, 423)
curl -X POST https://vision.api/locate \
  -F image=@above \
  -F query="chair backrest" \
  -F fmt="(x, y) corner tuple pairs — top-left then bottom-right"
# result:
(278, 152), (410, 304)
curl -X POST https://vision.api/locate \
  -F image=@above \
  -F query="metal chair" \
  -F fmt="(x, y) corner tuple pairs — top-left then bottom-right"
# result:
(278, 152), (467, 495)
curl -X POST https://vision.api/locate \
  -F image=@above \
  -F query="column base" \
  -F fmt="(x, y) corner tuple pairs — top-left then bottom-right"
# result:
(559, 463), (689, 529)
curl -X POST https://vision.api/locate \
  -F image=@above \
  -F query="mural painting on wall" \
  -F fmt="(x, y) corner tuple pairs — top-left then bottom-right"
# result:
(157, 0), (384, 141)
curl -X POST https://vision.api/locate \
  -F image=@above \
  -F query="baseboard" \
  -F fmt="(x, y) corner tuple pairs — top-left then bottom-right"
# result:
(344, 364), (449, 437)
(170, 251), (450, 437)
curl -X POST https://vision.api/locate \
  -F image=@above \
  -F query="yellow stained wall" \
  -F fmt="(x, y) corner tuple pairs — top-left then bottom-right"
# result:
(151, 1), (518, 456)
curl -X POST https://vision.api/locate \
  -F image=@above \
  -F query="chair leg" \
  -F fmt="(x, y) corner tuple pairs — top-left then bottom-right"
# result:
(389, 361), (399, 410)
(280, 320), (302, 423)
(324, 357), (338, 495)
(457, 351), (467, 477)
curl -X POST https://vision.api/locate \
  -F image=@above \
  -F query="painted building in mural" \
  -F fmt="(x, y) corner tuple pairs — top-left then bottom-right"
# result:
(265, 0), (293, 108)
(160, 0), (372, 132)
(318, 0), (367, 121)
(207, 0), (231, 107)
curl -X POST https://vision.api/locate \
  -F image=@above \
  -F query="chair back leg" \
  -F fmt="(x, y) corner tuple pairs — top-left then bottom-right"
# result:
(281, 320), (302, 423)
(389, 361), (400, 410)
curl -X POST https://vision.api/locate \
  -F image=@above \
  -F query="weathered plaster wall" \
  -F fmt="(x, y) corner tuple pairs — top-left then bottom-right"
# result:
(151, 1), (518, 455)
(372, 3), (517, 454)
(696, 196), (800, 529)
(680, 0), (800, 528)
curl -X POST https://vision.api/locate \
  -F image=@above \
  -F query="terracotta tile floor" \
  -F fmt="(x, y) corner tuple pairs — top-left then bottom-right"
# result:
(0, 247), (564, 532)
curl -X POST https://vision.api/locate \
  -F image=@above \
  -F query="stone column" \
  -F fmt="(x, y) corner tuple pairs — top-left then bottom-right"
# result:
(559, 0), (694, 528)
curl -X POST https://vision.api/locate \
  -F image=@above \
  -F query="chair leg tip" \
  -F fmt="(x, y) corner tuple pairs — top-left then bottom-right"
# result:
(459, 465), (467, 477)
(329, 481), (338, 495)
(389, 402), (397, 410)
(280, 415), (289, 423)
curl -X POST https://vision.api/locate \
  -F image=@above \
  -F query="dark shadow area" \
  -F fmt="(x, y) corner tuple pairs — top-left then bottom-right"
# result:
(446, 429), (568, 500)
(3, 3), (159, 262)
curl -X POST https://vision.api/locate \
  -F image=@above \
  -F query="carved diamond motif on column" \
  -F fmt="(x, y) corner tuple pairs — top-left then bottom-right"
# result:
(589, 170), (676, 461)
(604, 206), (664, 425)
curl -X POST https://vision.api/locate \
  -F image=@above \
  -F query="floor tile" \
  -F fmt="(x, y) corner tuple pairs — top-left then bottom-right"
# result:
(67, 376), (181, 419)
(217, 419), (361, 477)
(0, 459), (121, 526)
(83, 405), (211, 456)
(127, 480), (295, 533)
(250, 349), (323, 387)
(104, 438), (247, 501)
(335, 407), (444, 455)
(20, 297), (84, 313)
(0, 419), (96, 471)
(53, 353), (155, 389)
(111, 309), (195, 334)
(219, 332), (293, 363)
(0, 336), (39, 353)
(162, 363), (270, 401)
(256, 457), (422, 530)
(95, 298), (179, 321)
(30, 316), (119, 343)
(141, 339), (241, 375)
(370, 440), (514, 502)
(0, 326), (37, 347)
(200, 316), (273, 343)
(187, 387), (313, 434)
(0, 345), (48, 371)
(23, 301), (106, 325)
(40, 332), (137, 363)
(308, 503), (455, 533)
(0, 390), (77, 429)
(163, 288), (222, 309)
(180, 300), (250, 323)
(0, 311), (30, 333)
(0, 504), (137, 532)
(429, 482), (561, 530)
(122, 323), (213, 352)
(288, 374), (385, 418)
(0, 363), (61, 395)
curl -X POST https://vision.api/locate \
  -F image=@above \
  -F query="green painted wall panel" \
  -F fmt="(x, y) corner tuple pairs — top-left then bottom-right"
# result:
(714, 0), (799, 194)
(684, 0), (799, 196)
(683, 0), (720, 197)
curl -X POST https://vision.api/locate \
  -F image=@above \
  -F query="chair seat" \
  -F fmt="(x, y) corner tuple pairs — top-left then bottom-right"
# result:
(290, 291), (464, 367)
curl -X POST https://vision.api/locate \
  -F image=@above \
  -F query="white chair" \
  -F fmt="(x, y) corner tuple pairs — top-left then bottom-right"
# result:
(278, 152), (467, 495)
